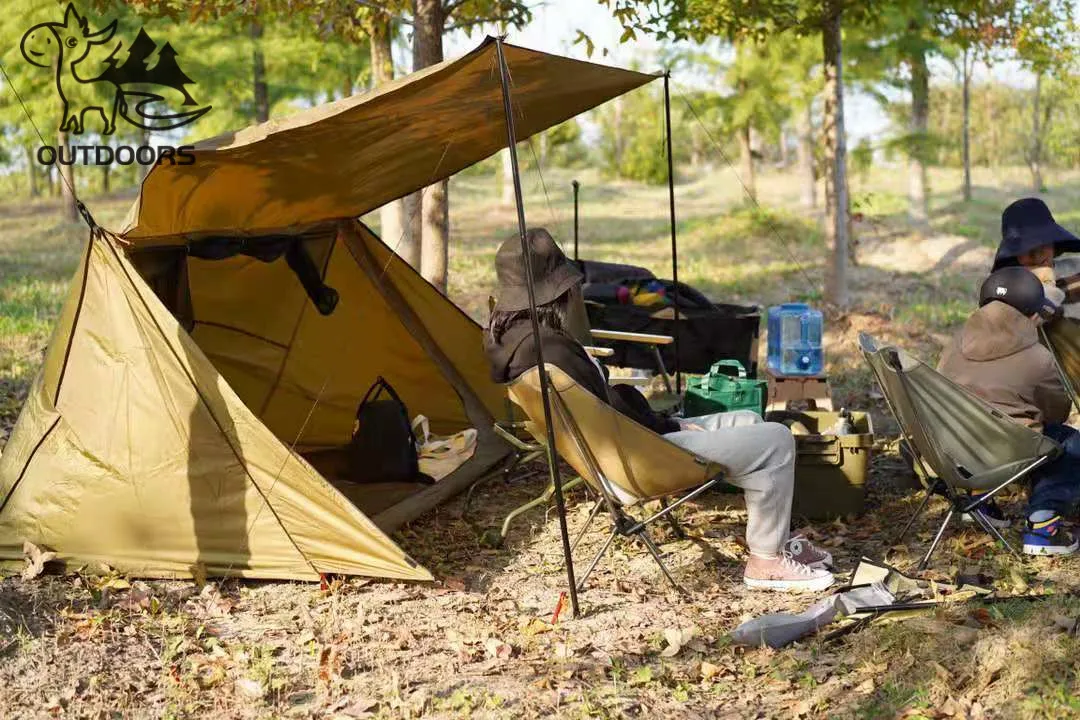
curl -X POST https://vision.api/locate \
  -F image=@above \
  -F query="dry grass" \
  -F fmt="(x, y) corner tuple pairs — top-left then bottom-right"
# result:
(3, 165), (1080, 718)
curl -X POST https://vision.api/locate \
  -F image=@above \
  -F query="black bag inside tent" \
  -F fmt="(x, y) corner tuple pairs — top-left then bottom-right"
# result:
(578, 260), (761, 376)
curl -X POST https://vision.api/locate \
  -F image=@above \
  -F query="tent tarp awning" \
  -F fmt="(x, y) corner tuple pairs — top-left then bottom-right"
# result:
(121, 37), (658, 245)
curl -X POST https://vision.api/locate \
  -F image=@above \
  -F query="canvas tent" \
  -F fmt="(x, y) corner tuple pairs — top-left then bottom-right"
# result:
(0, 38), (658, 581)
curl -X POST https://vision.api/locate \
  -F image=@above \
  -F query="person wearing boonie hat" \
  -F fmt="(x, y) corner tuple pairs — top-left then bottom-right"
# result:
(484, 227), (835, 592)
(993, 198), (1080, 316)
(938, 266), (1080, 556)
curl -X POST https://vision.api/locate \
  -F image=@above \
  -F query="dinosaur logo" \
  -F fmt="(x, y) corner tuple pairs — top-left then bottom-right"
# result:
(20, 3), (211, 135)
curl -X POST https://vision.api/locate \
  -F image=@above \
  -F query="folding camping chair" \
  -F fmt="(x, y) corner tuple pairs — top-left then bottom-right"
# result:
(472, 292), (676, 546)
(859, 333), (1061, 570)
(507, 364), (726, 592)
(1041, 317), (1080, 411)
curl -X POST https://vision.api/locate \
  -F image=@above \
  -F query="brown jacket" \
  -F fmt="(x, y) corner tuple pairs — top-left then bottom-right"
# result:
(937, 301), (1070, 430)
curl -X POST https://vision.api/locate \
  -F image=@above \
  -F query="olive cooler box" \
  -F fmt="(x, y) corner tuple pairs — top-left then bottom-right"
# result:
(782, 410), (875, 520)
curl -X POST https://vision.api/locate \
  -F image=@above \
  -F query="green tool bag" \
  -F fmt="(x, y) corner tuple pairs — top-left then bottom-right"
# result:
(683, 360), (766, 417)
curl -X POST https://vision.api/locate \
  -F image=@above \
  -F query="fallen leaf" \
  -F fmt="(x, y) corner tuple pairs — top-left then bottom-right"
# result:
(318, 645), (340, 685)
(520, 617), (554, 636)
(442, 577), (466, 592)
(236, 678), (264, 700)
(629, 666), (653, 686)
(21, 541), (56, 580)
(660, 626), (697, 658)
(1052, 615), (1078, 635)
(967, 608), (998, 629)
(700, 661), (723, 680)
(484, 637), (513, 661)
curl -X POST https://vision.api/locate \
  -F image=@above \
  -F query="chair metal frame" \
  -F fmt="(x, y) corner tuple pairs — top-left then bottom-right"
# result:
(543, 379), (723, 594)
(860, 334), (1054, 570)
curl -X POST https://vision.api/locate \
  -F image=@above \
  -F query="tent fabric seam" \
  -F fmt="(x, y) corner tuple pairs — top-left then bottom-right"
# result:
(100, 237), (321, 577)
(341, 225), (494, 430)
(0, 417), (61, 517)
(254, 241), (328, 419)
(192, 321), (291, 351)
(53, 239), (94, 406)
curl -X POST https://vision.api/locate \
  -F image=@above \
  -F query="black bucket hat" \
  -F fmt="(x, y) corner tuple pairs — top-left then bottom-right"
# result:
(992, 198), (1080, 270)
(979, 266), (1048, 317)
(493, 228), (583, 312)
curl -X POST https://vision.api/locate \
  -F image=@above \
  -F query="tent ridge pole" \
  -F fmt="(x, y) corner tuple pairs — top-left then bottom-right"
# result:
(495, 36), (581, 618)
(663, 72), (681, 394)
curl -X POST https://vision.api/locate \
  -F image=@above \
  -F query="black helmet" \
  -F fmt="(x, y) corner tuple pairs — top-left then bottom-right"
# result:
(978, 266), (1047, 316)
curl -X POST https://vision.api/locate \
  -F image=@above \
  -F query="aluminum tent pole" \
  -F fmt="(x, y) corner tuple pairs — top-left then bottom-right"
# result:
(572, 179), (580, 261)
(495, 37), (580, 617)
(663, 72), (682, 394)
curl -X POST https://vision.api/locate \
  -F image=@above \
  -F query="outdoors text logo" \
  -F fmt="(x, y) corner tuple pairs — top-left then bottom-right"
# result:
(19, 3), (207, 167)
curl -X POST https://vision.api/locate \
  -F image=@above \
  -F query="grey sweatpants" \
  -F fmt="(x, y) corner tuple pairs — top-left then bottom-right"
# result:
(665, 411), (795, 558)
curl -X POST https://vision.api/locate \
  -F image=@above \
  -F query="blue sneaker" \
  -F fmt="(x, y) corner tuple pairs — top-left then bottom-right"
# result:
(1022, 515), (1079, 556)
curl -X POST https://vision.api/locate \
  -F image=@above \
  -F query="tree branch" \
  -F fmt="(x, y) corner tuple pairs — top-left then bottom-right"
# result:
(355, 0), (413, 27)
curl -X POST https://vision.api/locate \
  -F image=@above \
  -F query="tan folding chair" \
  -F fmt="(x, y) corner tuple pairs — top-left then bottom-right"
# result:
(475, 291), (675, 546)
(507, 364), (725, 592)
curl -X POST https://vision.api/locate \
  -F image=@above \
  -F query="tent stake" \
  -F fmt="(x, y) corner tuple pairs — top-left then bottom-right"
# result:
(663, 72), (682, 394)
(495, 36), (581, 618)
(572, 179), (580, 261)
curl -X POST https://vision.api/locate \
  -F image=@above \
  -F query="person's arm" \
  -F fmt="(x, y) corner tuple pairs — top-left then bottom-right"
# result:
(522, 333), (611, 400)
(1058, 271), (1080, 305)
(533, 334), (679, 434)
(1034, 354), (1072, 426)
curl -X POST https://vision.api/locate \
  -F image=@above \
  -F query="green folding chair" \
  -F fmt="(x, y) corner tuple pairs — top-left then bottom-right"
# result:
(859, 332), (1060, 570)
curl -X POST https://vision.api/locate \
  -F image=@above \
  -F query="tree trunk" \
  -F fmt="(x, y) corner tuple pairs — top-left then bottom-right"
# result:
(798, 103), (816, 208)
(908, 44), (930, 225)
(102, 162), (110, 195)
(57, 130), (78, 223)
(1030, 71), (1044, 192)
(413, 0), (449, 292)
(500, 148), (514, 206)
(778, 127), (789, 167)
(735, 40), (756, 203)
(25, 147), (38, 198)
(961, 47), (972, 202)
(138, 129), (152, 183)
(738, 122), (756, 203)
(403, 192), (422, 267)
(822, 8), (849, 307)
(612, 97), (624, 169)
(252, 19), (270, 123)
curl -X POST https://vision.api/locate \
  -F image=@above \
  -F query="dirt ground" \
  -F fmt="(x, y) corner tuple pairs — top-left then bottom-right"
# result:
(4, 167), (1080, 718)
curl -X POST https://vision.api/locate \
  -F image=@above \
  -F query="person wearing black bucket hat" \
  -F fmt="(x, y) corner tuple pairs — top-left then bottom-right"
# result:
(993, 198), (1080, 272)
(485, 228), (835, 591)
(939, 266), (1080, 556)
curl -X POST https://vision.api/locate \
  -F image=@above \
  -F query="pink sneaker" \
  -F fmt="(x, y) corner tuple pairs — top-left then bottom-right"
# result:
(743, 554), (834, 593)
(784, 535), (832, 569)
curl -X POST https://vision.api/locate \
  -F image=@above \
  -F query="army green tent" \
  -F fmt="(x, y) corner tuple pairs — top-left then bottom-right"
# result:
(0, 38), (658, 581)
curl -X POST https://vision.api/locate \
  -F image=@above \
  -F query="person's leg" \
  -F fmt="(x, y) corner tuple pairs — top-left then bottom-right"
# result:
(665, 421), (793, 557)
(685, 410), (764, 432)
(1030, 424), (1080, 516)
(665, 421), (833, 591)
(1023, 423), (1080, 555)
